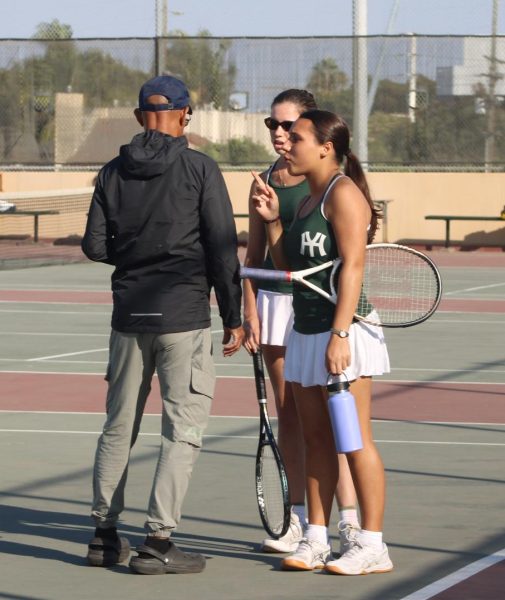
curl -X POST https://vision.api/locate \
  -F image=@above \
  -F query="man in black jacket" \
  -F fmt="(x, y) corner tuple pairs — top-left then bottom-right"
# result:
(82, 75), (244, 574)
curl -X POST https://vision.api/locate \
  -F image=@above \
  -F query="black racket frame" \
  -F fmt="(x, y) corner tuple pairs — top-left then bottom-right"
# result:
(252, 350), (290, 539)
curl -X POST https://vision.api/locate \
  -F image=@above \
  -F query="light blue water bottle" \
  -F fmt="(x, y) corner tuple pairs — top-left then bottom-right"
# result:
(327, 373), (363, 453)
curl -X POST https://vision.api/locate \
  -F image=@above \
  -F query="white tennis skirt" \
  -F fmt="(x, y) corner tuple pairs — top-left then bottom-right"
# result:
(284, 314), (390, 387)
(257, 289), (294, 347)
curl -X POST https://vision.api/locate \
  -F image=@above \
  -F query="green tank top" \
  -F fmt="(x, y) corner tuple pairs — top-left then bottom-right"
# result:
(257, 164), (309, 294)
(283, 180), (339, 334)
(284, 175), (373, 334)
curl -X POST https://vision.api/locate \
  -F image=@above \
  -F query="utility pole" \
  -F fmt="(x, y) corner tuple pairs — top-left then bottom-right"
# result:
(155, 0), (183, 76)
(353, 0), (368, 167)
(408, 33), (417, 123)
(367, 0), (400, 116)
(155, 0), (166, 75)
(485, 0), (500, 171)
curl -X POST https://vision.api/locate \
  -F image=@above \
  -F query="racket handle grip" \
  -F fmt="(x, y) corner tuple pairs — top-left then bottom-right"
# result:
(252, 351), (267, 401)
(240, 266), (290, 282)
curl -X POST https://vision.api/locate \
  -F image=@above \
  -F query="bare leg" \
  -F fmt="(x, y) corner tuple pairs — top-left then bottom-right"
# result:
(335, 454), (358, 509)
(345, 377), (385, 532)
(291, 383), (338, 526)
(262, 344), (305, 505)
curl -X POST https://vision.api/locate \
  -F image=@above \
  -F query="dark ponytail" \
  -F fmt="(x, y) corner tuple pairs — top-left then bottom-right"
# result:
(344, 152), (380, 243)
(300, 110), (381, 243)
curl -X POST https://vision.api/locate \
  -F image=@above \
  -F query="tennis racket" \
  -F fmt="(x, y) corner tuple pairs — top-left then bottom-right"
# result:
(252, 350), (290, 539)
(241, 243), (442, 328)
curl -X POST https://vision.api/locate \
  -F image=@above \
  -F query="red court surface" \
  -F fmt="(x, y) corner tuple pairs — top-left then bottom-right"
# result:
(1, 247), (503, 599)
(0, 372), (504, 425)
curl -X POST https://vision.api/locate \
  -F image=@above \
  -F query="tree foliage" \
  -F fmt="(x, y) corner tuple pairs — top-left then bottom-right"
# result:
(32, 19), (73, 40)
(0, 20), (149, 161)
(306, 58), (352, 118)
(305, 56), (505, 165)
(201, 137), (273, 165)
(164, 30), (236, 109)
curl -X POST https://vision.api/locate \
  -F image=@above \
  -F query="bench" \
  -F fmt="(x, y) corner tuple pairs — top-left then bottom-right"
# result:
(425, 215), (505, 248)
(0, 209), (60, 242)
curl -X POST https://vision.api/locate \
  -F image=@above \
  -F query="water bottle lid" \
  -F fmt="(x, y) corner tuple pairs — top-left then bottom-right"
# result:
(326, 372), (350, 393)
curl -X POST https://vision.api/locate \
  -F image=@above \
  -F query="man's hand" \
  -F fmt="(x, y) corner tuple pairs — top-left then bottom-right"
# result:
(222, 325), (245, 357)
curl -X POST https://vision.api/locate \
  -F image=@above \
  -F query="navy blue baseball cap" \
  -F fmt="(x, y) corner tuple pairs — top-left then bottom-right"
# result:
(138, 75), (192, 113)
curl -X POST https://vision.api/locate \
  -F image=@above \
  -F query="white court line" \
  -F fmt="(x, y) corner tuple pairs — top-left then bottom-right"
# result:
(0, 300), (111, 306)
(27, 348), (108, 361)
(0, 309), (111, 315)
(2, 411), (505, 429)
(399, 548), (505, 600)
(0, 369), (505, 385)
(2, 359), (505, 376)
(0, 306), (502, 319)
(0, 429), (256, 439)
(0, 368), (257, 379)
(0, 410), (258, 419)
(0, 331), (110, 337)
(13, 330), (224, 362)
(444, 282), (505, 296)
(435, 311), (505, 316)
(0, 429), (503, 445)
(0, 329), (223, 338)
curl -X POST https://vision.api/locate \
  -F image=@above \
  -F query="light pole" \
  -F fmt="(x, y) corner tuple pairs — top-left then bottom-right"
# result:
(155, 0), (184, 75)
(353, 0), (368, 167)
(485, 0), (501, 171)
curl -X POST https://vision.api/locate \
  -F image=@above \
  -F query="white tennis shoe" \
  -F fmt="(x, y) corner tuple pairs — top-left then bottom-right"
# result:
(338, 520), (360, 556)
(261, 512), (304, 553)
(281, 538), (331, 571)
(325, 541), (393, 575)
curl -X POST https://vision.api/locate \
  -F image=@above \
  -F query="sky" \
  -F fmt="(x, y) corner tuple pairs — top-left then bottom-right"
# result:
(0, 0), (504, 39)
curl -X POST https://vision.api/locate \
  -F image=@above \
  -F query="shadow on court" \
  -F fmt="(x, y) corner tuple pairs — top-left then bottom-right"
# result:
(0, 257), (504, 599)
(0, 413), (504, 600)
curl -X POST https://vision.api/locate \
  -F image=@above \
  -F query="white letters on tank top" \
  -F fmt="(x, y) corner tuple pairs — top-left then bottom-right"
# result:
(300, 231), (327, 257)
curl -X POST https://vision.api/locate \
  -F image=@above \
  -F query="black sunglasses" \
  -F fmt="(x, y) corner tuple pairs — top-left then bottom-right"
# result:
(264, 117), (294, 132)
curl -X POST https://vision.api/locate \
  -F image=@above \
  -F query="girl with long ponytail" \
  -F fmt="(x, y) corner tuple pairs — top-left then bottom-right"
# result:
(251, 109), (393, 576)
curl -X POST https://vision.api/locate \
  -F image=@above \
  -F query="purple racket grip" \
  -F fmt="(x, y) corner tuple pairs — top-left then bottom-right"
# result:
(240, 266), (290, 281)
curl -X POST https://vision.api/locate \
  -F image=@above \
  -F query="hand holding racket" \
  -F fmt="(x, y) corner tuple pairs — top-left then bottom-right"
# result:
(241, 244), (442, 328)
(252, 350), (290, 539)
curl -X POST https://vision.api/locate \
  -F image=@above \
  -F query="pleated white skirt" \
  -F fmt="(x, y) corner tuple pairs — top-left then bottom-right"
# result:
(284, 313), (390, 387)
(257, 289), (294, 347)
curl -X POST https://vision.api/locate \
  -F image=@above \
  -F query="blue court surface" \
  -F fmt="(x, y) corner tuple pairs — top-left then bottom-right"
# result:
(0, 253), (504, 599)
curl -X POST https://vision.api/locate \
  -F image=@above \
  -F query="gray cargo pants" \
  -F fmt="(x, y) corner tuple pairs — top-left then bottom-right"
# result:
(91, 327), (215, 534)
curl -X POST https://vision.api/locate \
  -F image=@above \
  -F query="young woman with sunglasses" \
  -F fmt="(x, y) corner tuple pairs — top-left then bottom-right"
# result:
(243, 91), (360, 556)
(251, 110), (393, 575)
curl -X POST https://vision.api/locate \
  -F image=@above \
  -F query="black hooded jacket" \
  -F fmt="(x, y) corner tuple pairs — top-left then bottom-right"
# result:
(82, 130), (242, 333)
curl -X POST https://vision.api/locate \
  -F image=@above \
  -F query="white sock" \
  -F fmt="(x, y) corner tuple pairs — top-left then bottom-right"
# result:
(339, 507), (360, 527)
(305, 524), (328, 545)
(291, 504), (306, 524)
(359, 529), (383, 549)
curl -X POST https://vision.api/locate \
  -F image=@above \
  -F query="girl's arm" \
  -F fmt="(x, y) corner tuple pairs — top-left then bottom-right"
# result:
(324, 178), (371, 376)
(243, 175), (268, 353)
(251, 171), (290, 270)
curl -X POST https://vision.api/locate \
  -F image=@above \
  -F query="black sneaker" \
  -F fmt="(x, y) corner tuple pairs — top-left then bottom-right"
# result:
(87, 534), (130, 567)
(129, 540), (206, 574)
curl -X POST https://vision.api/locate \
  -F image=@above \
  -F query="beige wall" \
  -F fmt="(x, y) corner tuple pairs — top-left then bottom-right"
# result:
(0, 171), (96, 192)
(1, 171), (505, 247)
(368, 172), (505, 246)
(224, 171), (505, 246)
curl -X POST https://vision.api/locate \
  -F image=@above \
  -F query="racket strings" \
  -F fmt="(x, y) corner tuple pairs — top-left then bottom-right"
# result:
(357, 248), (441, 325)
(258, 443), (287, 535)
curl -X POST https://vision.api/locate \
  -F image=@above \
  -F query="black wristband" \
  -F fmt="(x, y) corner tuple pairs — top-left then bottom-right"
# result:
(263, 215), (281, 224)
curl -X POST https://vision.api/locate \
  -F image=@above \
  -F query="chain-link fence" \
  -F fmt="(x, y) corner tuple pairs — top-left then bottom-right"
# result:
(1, 34), (504, 170)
